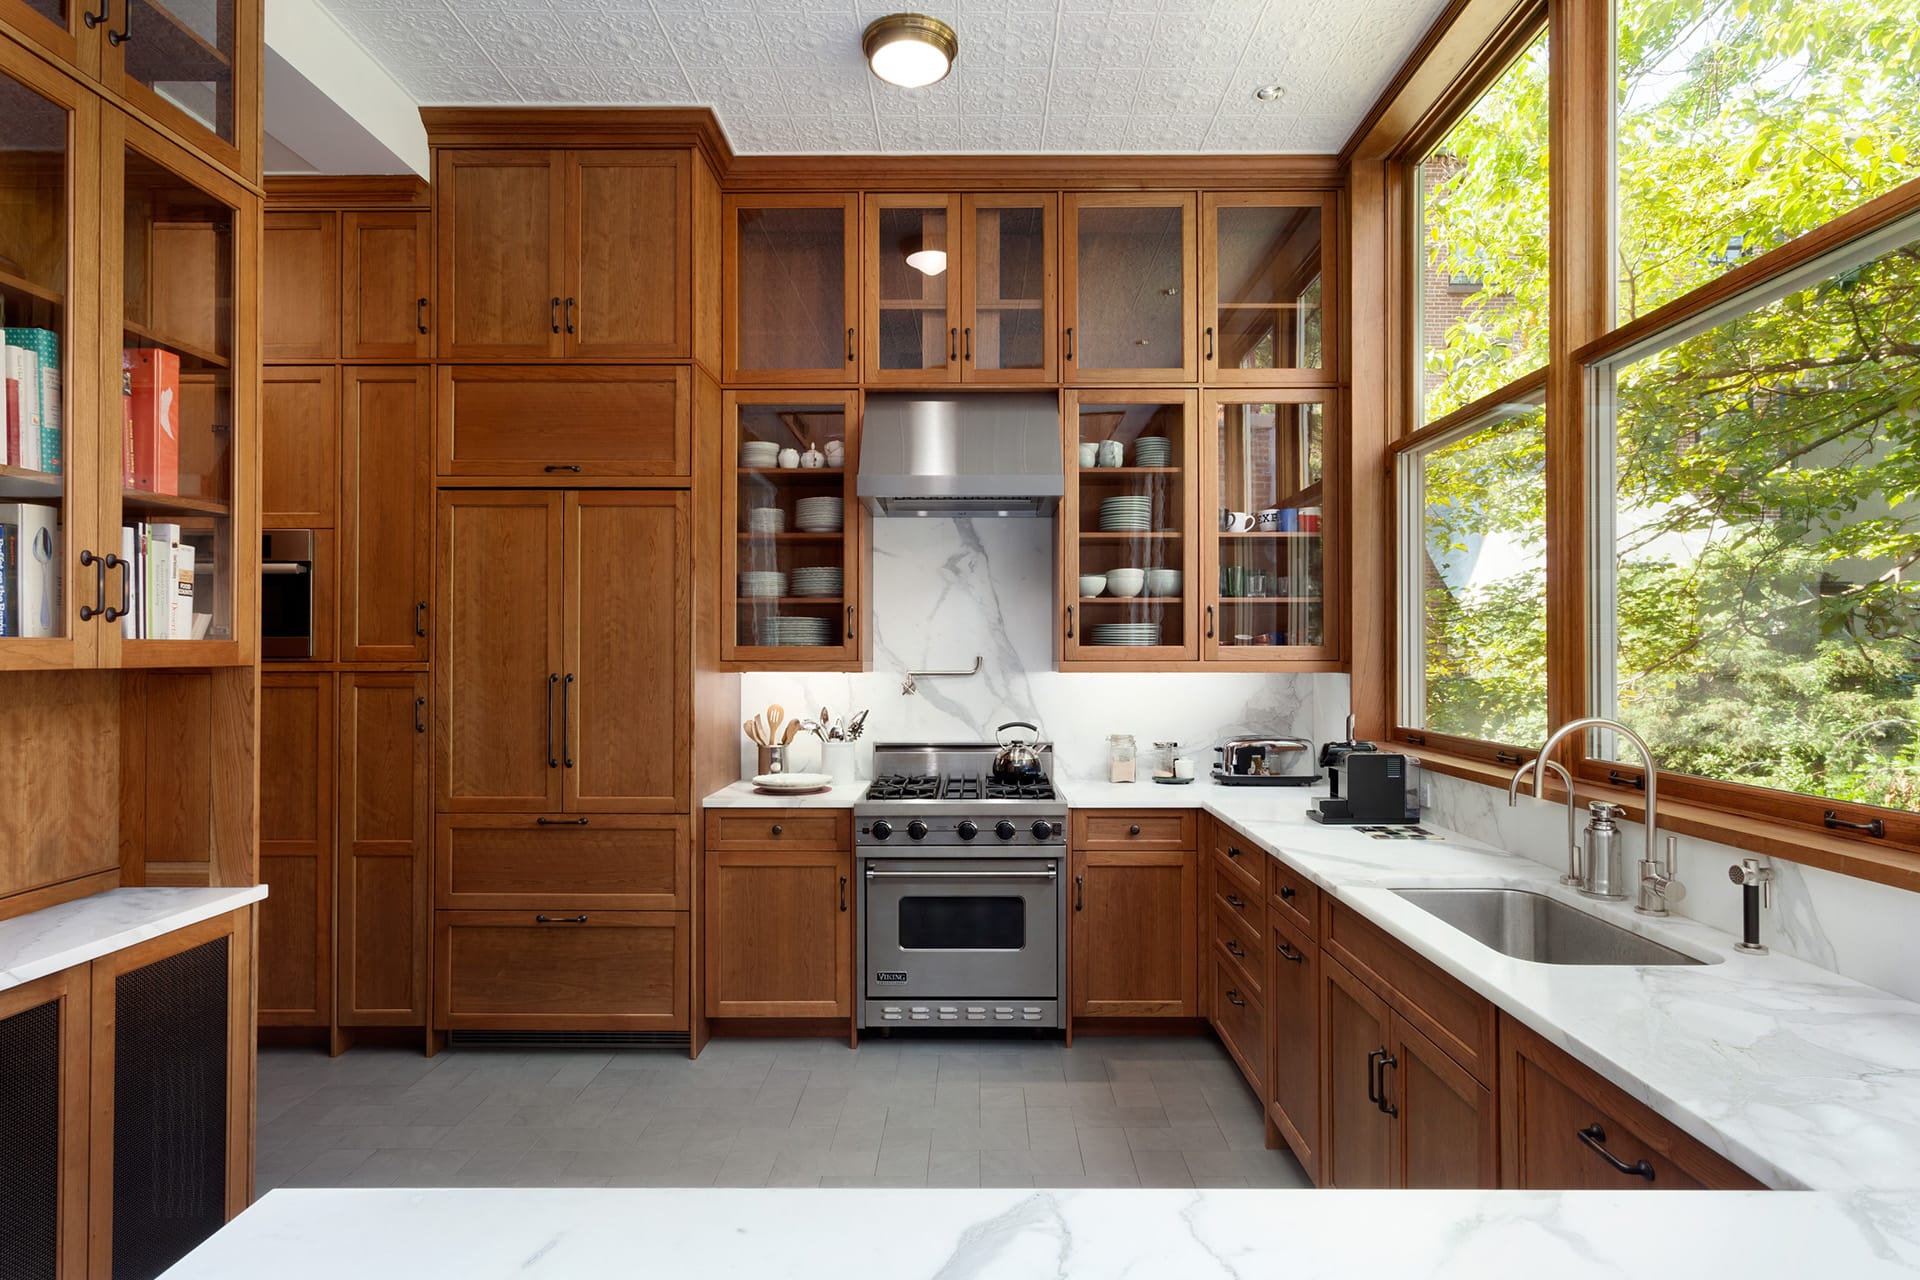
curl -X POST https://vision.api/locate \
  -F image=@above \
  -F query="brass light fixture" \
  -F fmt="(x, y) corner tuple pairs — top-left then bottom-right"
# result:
(863, 13), (958, 89)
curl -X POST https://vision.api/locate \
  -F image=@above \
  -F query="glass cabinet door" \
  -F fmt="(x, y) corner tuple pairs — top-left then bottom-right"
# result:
(1202, 194), (1332, 383)
(865, 194), (959, 384)
(724, 391), (861, 667)
(99, 0), (257, 176)
(726, 194), (859, 385)
(0, 0), (90, 72)
(1064, 194), (1196, 383)
(961, 194), (1055, 383)
(1061, 391), (1198, 664)
(1204, 392), (1332, 660)
(104, 115), (249, 665)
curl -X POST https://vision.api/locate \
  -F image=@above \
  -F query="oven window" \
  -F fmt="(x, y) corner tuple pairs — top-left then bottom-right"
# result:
(898, 896), (1025, 950)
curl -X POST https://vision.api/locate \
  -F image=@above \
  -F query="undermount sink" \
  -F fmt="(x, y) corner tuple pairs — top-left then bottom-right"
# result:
(1392, 887), (1709, 966)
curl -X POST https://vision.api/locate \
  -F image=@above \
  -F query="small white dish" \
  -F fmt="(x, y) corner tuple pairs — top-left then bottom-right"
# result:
(1079, 574), (1107, 597)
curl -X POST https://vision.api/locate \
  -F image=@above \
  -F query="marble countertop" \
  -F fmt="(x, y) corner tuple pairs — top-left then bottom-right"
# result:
(702, 781), (868, 809)
(163, 1187), (1920, 1278)
(0, 885), (268, 993)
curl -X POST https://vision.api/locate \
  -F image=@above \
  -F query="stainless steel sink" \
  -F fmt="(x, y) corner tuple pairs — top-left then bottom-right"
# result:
(1392, 887), (1708, 966)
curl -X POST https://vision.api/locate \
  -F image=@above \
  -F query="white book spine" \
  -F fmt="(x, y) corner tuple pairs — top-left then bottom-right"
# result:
(119, 525), (136, 639)
(0, 504), (59, 638)
(14, 347), (37, 471)
(170, 540), (194, 639)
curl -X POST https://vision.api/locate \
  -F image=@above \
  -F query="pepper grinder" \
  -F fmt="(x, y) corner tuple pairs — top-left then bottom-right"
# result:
(1728, 857), (1775, 954)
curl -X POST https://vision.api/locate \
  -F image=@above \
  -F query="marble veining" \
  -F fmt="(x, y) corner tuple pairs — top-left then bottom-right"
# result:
(0, 886), (268, 993)
(163, 1187), (1920, 1277)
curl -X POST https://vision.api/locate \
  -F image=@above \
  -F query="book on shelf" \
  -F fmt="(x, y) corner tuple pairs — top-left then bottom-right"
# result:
(119, 520), (197, 639)
(0, 520), (12, 636)
(120, 362), (135, 487)
(119, 524), (136, 639)
(4, 342), (38, 469)
(3, 328), (60, 474)
(0, 503), (59, 639)
(170, 539), (195, 640)
(124, 348), (180, 496)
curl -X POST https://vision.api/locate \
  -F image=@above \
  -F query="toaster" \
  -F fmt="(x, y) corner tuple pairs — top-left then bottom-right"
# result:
(1213, 737), (1318, 785)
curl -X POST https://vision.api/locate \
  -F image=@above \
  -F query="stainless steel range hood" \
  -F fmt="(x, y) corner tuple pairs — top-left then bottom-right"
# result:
(857, 393), (1063, 516)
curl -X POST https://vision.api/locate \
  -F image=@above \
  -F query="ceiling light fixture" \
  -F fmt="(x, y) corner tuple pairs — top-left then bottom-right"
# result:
(905, 245), (948, 276)
(1254, 83), (1285, 102)
(863, 13), (958, 89)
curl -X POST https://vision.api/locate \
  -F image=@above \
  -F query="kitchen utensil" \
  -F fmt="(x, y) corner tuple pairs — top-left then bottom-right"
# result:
(744, 718), (762, 746)
(781, 720), (800, 745)
(756, 744), (790, 775)
(767, 705), (784, 738)
(1216, 736), (1317, 783)
(847, 709), (869, 740)
(992, 720), (1050, 784)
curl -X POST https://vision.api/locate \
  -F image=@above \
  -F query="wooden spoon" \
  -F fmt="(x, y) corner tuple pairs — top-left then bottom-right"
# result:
(781, 720), (800, 745)
(743, 718), (762, 746)
(767, 705), (784, 738)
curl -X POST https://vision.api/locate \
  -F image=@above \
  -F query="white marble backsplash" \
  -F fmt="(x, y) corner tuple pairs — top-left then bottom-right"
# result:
(1424, 770), (1920, 1005)
(739, 517), (1351, 783)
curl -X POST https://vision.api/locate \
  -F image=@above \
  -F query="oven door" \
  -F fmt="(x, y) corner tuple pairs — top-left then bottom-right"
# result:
(862, 857), (1058, 1000)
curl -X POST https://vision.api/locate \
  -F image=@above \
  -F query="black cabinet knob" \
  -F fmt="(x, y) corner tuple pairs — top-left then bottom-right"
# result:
(771, 824), (783, 836)
(1129, 824), (1141, 836)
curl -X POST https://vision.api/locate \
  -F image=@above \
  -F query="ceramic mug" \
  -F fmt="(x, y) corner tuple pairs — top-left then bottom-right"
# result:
(1078, 442), (1099, 468)
(1256, 508), (1283, 531)
(777, 447), (801, 469)
(1097, 439), (1124, 468)
(1220, 510), (1256, 532)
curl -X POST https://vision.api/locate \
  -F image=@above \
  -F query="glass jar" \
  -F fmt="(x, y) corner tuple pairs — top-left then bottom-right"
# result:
(1109, 734), (1136, 783)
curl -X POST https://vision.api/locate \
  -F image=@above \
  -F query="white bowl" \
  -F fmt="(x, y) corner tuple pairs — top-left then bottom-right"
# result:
(1079, 574), (1107, 598)
(1145, 568), (1182, 597)
(1106, 568), (1146, 598)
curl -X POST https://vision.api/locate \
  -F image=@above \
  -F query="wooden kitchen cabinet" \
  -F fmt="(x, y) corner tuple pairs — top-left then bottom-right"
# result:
(437, 814), (690, 910)
(340, 366), (431, 662)
(1063, 193), (1197, 383)
(1210, 954), (1265, 1095)
(864, 193), (960, 384)
(725, 193), (860, 384)
(263, 211), (338, 360)
(261, 365), (337, 526)
(704, 840), (853, 1018)
(436, 364), (690, 480)
(435, 910), (689, 1031)
(434, 149), (563, 359)
(1070, 838), (1197, 1019)
(342, 210), (432, 359)
(257, 672), (333, 1028)
(1268, 912), (1320, 1179)
(1200, 193), (1335, 384)
(0, 967), (90, 1280)
(1500, 1013), (1763, 1190)
(337, 673), (430, 1028)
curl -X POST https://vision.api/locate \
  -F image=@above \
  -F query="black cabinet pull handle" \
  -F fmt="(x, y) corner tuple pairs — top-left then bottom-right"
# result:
(771, 824), (783, 836)
(1377, 1052), (1399, 1117)
(108, 0), (130, 44)
(1064, 326), (1074, 361)
(1074, 874), (1084, 911)
(1129, 824), (1141, 836)
(564, 297), (576, 335)
(1577, 1124), (1656, 1181)
(1204, 326), (1214, 361)
(78, 550), (107, 621)
(847, 605), (856, 641)
(1226, 893), (1246, 908)
(545, 673), (558, 768)
(550, 297), (561, 334)
(1206, 605), (1215, 639)
(415, 600), (428, 637)
(561, 673), (575, 769)
(963, 327), (972, 361)
(413, 696), (426, 734)
(1824, 810), (1886, 838)
(1226, 939), (1245, 958)
(839, 875), (848, 912)
(846, 327), (856, 363)
(107, 554), (130, 622)
(535, 914), (588, 924)
(948, 328), (958, 361)
(1065, 605), (1074, 639)
(1280, 884), (1297, 900)
(1366, 1049), (1383, 1107)
(83, 0), (107, 29)
(536, 817), (589, 826)
(416, 297), (429, 335)
(1277, 941), (1305, 963)
(544, 464), (582, 473)
(1225, 988), (1245, 1007)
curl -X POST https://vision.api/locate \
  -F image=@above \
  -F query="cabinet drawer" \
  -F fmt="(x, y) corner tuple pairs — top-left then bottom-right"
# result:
(1214, 872), (1263, 935)
(1268, 859), (1319, 939)
(1326, 901), (1494, 1087)
(435, 910), (688, 1030)
(437, 365), (690, 478)
(1211, 896), (1262, 999)
(437, 816), (689, 909)
(1211, 955), (1266, 1096)
(1072, 810), (1197, 850)
(1211, 826), (1264, 898)
(1267, 916), (1319, 1180)
(704, 809), (849, 852)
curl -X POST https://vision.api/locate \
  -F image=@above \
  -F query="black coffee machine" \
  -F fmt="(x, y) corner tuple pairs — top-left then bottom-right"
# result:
(1311, 718), (1421, 825)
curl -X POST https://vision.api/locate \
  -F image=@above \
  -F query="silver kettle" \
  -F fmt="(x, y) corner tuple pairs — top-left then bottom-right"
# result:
(993, 720), (1050, 783)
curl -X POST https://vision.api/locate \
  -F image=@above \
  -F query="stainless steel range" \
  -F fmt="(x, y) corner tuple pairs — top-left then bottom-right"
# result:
(856, 742), (1069, 1031)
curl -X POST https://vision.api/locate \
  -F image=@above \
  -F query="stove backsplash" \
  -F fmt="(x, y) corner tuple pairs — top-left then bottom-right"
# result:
(738, 517), (1352, 782)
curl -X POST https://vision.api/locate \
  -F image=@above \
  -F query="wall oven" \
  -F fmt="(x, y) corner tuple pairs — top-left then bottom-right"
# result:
(260, 529), (314, 659)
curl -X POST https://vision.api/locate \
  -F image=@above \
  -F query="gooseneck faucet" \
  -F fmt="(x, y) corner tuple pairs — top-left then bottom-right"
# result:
(1506, 757), (1581, 888)
(1526, 717), (1679, 916)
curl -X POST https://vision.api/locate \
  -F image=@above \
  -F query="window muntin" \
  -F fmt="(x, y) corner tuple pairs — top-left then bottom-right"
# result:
(1589, 212), (1920, 812)
(1417, 31), (1551, 425)
(1398, 391), (1549, 745)
(1615, 0), (1920, 325)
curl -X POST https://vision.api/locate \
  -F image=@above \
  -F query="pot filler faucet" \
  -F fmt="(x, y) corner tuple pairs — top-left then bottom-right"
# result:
(1507, 717), (1681, 917)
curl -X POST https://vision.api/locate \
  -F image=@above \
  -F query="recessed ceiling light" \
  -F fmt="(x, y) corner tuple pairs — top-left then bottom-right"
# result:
(1254, 83), (1285, 102)
(863, 13), (958, 89)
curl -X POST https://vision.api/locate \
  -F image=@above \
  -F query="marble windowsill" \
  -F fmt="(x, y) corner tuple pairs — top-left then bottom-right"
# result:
(162, 1187), (1920, 1278)
(0, 885), (268, 994)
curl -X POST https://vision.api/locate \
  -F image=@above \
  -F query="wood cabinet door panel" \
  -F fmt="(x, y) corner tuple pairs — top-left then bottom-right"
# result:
(563, 492), (688, 812)
(258, 673), (332, 1026)
(1210, 955), (1265, 1095)
(437, 365), (691, 479)
(436, 149), (563, 358)
(705, 850), (852, 1018)
(1267, 917), (1319, 1180)
(1325, 901), (1493, 1086)
(340, 366), (431, 663)
(436, 491), (564, 812)
(1063, 193), (1197, 383)
(705, 810), (849, 852)
(1392, 1011), (1496, 1189)
(565, 150), (688, 358)
(264, 211), (337, 360)
(959, 193), (1057, 383)
(1322, 955), (1393, 1187)
(1070, 810), (1197, 851)
(724, 193), (860, 384)
(0, 968), (89, 1280)
(338, 674), (429, 1027)
(343, 210), (432, 359)
(435, 910), (688, 1031)
(261, 366), (336, 526)
(1268, 858), (1319, 940)
(437, 815), (690, 910)
(1069, 847), (1196, 1018)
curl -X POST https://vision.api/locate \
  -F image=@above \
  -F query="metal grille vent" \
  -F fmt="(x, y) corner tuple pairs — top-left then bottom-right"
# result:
(449, 1030), (690, 1051)
(0, 999), (60, 1280)
(112, 938), (228, 1280)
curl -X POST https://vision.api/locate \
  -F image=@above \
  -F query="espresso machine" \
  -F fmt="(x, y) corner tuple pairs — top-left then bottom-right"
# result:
(1311, 718), (1421, 824)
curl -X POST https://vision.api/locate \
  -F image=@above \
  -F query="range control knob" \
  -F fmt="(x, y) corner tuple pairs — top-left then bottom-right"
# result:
(1030, 820), (1054, 841)
(870, 820), (893, 841)
(957, 820), (979, 841)
(995, 820), (1017, 841)
(907, 820), (929, 841)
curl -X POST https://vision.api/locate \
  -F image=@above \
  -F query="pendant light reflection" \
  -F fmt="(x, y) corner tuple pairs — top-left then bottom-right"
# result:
(863, 13), (958, 89)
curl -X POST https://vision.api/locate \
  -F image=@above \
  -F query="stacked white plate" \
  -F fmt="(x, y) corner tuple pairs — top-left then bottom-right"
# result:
(1089, 622), (1162, 646)
(1134, 436), (1171, 467)
(741, 440), (781, 468)
(795, 495), (844, 533)
(738, 570), (789, 599)
(759, 614), (835, 646)
(790, 566), (844, 598)
(1098, 495), (1154, 532)
(746, 507), (786, 534)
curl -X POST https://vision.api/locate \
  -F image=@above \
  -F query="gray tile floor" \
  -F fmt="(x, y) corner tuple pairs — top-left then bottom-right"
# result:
(256, 1036), (1311, 1191)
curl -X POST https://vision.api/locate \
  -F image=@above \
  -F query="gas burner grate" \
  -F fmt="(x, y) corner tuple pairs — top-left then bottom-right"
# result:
(985, 779), (1056, 801)
(868, 773), (939, 801)
(942, 772), (984, 800)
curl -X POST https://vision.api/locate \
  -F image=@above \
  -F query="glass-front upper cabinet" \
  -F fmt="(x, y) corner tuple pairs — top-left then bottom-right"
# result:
(98, 0), (259, 178)
(865, 194), (959, 384)
(1060, 391), (1198, 665)
(726, 194), (859, 385)
(0, 0), (92, 72)
(1201, 194), (1334, 384)
(102, 113), (252, 666)
(962, 194), (1055, 383)
(1202, 391), (1334, 663)
(0, 52), (94, 668)
(1064, 194), (1196, 384)
(724, 391), (862, 669)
